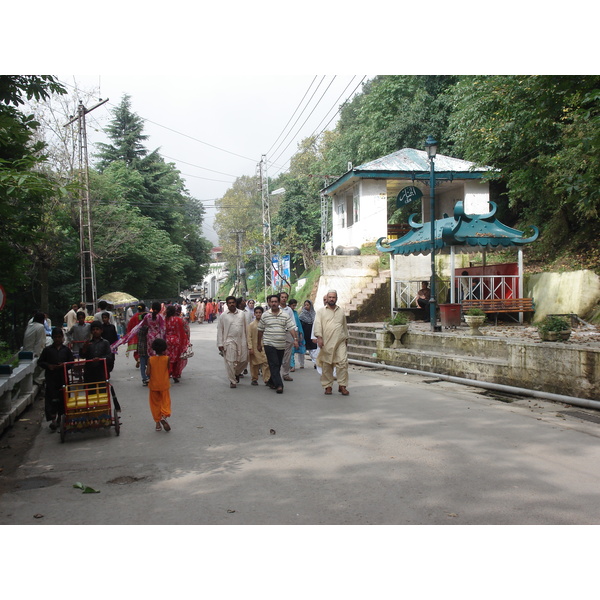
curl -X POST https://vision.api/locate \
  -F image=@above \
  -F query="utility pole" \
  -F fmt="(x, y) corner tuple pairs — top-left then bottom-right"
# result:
(258, 155), (273, 300)
(64, 98), (108, 313)
(231, 229), (246, 297)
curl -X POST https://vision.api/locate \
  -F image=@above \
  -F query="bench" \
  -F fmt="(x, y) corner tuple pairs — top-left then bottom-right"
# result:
(462, 298), (535, 325)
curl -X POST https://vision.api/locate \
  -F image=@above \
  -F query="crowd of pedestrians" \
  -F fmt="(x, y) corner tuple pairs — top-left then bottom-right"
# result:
(23, 289), (349, 434)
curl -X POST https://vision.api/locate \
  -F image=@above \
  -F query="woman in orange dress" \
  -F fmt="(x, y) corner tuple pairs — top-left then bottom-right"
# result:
(146, 337), (171, 432)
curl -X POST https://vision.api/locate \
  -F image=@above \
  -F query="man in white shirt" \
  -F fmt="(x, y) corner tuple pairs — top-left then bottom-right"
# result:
(217, 296), (249, 388)
(64, 304), (79, 330)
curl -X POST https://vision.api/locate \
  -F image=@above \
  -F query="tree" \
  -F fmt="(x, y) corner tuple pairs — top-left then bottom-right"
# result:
(92, 95), (211, 291)
(0, 76), (69, 345)
(446, 75), (600, 229)
(95, 94), (148, 170)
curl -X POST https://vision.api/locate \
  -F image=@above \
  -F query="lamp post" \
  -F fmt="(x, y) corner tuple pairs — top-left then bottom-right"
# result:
(425, 135), (438, 331)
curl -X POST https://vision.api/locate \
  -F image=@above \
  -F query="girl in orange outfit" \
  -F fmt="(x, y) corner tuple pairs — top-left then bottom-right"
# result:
(146, 337), (172, 432)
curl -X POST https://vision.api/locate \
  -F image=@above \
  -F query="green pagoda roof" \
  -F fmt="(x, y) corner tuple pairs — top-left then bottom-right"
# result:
(376, 201), (539, 256)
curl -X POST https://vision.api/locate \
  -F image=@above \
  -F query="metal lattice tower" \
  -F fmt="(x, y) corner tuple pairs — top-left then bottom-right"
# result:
(65, 98), (108, 312)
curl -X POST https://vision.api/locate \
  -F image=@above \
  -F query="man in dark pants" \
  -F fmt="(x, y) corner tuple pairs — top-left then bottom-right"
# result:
(257, 294), (298, 394)
(79, 321), (120, 411)
(37, 328), (74, 430)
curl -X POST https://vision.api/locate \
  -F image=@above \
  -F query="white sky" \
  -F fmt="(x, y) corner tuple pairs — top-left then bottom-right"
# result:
(57, 73), (370, 244)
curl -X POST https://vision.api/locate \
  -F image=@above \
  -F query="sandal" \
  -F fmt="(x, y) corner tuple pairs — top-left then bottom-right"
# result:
(155, 422), (162, 431)
(160, 418), (171, 432)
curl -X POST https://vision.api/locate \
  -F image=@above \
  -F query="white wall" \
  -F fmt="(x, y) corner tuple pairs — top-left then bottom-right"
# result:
(331, 179), (387, 250)
(463, 180), (490, 215)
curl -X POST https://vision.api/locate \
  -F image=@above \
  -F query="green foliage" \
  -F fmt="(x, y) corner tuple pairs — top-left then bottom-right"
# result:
(0, 340), (18, 366)
(385, 311), (409, 325)
(536, 315), (571, 333)
(90, 95), (211, 294)
(446, 75), (600, 227)
(465, 307), (486, 317)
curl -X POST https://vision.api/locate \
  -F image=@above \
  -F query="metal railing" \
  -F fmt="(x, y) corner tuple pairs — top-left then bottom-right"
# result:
(395, 275), (520, 307)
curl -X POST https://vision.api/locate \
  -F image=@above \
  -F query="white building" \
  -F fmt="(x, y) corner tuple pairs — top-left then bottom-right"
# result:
(320, 148), (494, 253)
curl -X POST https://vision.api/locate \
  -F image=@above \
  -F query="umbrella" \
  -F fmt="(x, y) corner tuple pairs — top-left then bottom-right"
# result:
(98, 292), (139, 307)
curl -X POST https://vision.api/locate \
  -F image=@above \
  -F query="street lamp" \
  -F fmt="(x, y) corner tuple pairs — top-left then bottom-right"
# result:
(425, 135), (438, 331)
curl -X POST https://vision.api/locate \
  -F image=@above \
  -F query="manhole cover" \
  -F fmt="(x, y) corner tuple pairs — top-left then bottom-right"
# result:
(107, 475), (149, 485)
(15, 476), (61, 490)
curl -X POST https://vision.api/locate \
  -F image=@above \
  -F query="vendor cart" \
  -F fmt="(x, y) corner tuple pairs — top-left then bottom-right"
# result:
(59, 359), (120, 443)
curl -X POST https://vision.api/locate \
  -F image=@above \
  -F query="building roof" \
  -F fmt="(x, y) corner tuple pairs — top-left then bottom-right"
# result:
(376, 201), (539, 256)
(321, 148), (496, 196)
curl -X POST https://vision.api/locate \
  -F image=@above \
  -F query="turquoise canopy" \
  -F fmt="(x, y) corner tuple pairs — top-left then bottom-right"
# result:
(376, 201), (539, 256)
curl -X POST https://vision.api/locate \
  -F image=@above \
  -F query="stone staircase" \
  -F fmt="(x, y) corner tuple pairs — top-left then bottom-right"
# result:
(344, 270), (391, 322)
(347, 324), (380, 364)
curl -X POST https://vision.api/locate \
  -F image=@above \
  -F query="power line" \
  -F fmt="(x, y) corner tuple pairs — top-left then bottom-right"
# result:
(267, 75), (327, 162)
(269, 76), (338, 168)
(265, 76), (318, 156)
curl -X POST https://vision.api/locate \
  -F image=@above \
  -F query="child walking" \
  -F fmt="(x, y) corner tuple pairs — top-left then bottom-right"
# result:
(146, 338), (172, 432)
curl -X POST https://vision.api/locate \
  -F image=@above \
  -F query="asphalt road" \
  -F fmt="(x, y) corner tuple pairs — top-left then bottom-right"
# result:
(2, 320), (600, 526)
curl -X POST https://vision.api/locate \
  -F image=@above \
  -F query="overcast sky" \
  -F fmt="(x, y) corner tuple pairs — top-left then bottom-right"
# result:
(56, 73), (369, 244)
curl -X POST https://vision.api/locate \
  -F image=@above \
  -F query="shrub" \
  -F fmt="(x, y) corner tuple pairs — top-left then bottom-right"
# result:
(385, 311), (409, 326)
(536, 315), (570, 333)
(465, 307), (486, 317)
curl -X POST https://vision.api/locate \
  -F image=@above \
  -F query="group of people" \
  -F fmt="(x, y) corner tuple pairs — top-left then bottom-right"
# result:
(187, 298), (222, 324)
(217, 289), (350, 396)
(26, 289), (349, 434)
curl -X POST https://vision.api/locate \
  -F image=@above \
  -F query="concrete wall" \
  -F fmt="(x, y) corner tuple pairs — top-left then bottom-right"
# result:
(373, 328), (599, 400)
(526, 270), (600, 321)
(317, 255), (380, 308)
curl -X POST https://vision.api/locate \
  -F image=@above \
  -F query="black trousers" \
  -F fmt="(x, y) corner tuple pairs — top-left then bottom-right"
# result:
(264, 345), (285, 389)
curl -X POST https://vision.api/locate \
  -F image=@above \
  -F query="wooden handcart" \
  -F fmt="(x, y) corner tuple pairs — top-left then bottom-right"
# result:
(59, 359), (120, 443)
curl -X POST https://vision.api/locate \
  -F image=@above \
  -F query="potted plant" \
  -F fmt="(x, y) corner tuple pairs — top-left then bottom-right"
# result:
(384, 312), (409, 348)
(0, 341), (19, 375)
(536, 315), (571, 342)
(464, 307), (486, 336)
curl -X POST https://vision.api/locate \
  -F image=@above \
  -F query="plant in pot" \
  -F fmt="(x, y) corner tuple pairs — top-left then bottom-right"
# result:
(384, 312), (409, 348)
(0, 341), (19, 375)
(464, 307), (486, 336)
(536, 315), (571, 342)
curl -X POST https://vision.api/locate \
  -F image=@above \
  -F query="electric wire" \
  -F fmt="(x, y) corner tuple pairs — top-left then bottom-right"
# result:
(267, 75), (327, 163)
(268, 75), (338, 170)
(264, 76), (318, 156)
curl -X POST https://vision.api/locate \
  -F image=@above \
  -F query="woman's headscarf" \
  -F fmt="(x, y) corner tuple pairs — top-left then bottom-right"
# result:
(298, 300), (316, 324)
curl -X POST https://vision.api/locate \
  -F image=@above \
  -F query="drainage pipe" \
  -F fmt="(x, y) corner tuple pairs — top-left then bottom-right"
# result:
(349, 358), (600, 411)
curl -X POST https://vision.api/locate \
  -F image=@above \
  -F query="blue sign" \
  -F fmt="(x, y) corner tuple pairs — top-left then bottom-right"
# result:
(397, 186), (423, 208)
(272, 255), (291, 288)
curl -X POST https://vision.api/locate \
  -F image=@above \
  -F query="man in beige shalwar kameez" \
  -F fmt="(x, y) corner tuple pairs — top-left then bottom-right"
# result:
(313, 290), (350, 396)
(217, 296), (248, 388)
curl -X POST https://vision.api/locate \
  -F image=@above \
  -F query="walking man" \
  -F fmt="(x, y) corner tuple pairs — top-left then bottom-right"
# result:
(278, 291), (296, 381)
(247, 305), (271, 386)
(313, 290), (350, 396)
(217, 295), (248, 388)
(257, 294), (299, 394)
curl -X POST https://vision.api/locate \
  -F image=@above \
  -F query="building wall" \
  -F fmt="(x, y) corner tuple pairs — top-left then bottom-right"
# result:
(331, 179), (387, 250)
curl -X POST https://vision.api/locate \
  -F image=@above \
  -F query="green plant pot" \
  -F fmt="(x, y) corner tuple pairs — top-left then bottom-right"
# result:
(539, 330), (571, 342)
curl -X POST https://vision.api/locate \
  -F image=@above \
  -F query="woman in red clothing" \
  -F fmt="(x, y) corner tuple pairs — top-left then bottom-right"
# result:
(165, 304), (189, 383)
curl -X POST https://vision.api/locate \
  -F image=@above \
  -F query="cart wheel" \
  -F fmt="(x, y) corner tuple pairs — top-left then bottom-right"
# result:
(59, 414), (66, 443)
(114, 411), (120, 436)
